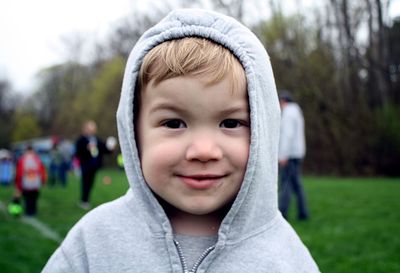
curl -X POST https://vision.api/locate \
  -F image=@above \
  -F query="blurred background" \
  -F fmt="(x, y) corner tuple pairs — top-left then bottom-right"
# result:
(0, 0), (399, 272)
(1, 0), (399, 176)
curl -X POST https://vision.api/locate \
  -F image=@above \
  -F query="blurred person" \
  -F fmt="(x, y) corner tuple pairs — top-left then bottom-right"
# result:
(278, 90), (309, 220)
(43, 10), (319, 273)
(48, 142), (66, 187)
(58, 139), (74, 185)
(49, 139), (73, 187)
(75, 120), (116, 210)
(0, 149), (14, 186)
(71, 156), (81, 178)
(15, 145), (47, 217)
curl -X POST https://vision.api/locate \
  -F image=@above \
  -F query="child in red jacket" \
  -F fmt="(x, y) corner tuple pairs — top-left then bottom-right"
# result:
(15, 145), (47, 216)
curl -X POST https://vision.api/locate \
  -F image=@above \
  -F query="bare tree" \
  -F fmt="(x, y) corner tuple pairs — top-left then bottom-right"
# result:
(0, 79), (18, 147)
(213, 0), (245, 21)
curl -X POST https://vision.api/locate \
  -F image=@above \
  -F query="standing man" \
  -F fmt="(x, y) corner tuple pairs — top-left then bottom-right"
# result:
(75, 120), (115, 209)
(278, 90), (309, 220)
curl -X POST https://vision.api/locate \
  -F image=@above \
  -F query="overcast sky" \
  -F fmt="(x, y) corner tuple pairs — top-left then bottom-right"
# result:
(0, 0), (136, 94)
(1, 0), (399, 94)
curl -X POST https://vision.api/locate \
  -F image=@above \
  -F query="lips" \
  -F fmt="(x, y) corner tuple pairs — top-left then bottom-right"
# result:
(177, 174), (226, 190)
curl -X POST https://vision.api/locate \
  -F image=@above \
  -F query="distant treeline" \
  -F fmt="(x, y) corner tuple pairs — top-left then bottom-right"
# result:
(1, 0), (399, 176)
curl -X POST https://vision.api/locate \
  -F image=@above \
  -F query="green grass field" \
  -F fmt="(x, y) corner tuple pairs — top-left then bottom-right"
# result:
(0, 171), (399, 273)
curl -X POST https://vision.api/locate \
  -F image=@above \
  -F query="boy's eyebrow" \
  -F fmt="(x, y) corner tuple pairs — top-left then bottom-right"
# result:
(149, 102), (187, 114)
(149, 102), (249, 117)
(150, 102), (248, 114)
(218, 106), (249, 116)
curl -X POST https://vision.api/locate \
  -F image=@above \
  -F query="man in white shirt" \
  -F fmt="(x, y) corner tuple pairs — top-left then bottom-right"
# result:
(278, 91), (309, 220)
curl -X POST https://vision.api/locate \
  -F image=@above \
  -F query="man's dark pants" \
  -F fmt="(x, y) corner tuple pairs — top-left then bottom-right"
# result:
(279, 159), (309, 220)
(81, 165), (97, 203)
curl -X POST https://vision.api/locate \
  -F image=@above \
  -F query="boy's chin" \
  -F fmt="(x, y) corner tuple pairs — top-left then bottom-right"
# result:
(159, 197), (233, 218)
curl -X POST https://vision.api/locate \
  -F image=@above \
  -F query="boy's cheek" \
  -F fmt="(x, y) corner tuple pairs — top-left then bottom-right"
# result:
(140, 142), (181, 168)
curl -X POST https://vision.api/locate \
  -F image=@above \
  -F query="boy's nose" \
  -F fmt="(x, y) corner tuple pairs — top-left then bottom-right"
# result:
(185, 134), (223, 162)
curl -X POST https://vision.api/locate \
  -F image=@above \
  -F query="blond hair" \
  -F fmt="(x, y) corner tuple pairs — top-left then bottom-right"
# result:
(138, 37), (246, 91)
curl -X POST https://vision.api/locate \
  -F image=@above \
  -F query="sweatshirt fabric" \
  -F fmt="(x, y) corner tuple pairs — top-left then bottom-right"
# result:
(278, 102), (306, 160)
(42, 9), (320, 273)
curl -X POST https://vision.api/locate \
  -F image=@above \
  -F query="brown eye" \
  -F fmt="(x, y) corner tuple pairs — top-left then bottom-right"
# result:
(163, 119), (186, 129)
(220, 119), (241, 128)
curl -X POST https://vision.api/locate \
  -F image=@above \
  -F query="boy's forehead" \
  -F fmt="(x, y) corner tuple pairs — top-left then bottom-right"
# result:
(144, 72), (247, 95)
(141, 74), (248, 112)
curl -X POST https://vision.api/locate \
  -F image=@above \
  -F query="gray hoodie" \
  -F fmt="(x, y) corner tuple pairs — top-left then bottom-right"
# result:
(43, 9), (320, 273)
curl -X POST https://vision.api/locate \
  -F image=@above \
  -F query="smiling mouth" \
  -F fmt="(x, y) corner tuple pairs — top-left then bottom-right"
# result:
(177, 174), (226, 190)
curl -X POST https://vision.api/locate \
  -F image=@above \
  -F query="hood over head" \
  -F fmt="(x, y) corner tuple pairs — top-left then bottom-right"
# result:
(117, 9), (281, 243)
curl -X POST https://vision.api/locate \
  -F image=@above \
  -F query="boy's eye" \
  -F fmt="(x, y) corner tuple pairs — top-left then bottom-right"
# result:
(163, 119), (186, 129)
(220, 119), (242, 128)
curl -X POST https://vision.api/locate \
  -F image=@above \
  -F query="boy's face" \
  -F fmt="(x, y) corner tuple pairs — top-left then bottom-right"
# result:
(136, 74), (250, 215)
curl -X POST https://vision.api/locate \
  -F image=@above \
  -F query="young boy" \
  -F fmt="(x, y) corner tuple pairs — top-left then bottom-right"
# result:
(43, 9), (319, 272)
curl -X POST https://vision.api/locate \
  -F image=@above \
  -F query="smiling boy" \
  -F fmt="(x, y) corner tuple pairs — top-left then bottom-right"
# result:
(43, 9), (319, 272)
(136, 38), (249, 236)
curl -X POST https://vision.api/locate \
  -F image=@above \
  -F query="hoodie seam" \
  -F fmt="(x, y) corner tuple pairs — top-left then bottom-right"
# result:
(155, 24), (251, 64)
(224, 213), (280, 246)
(201, 210), (277, 272)
(171, 16), (218, 28)
(59, 245), (79, 273)
(122, 192), (167, 238)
